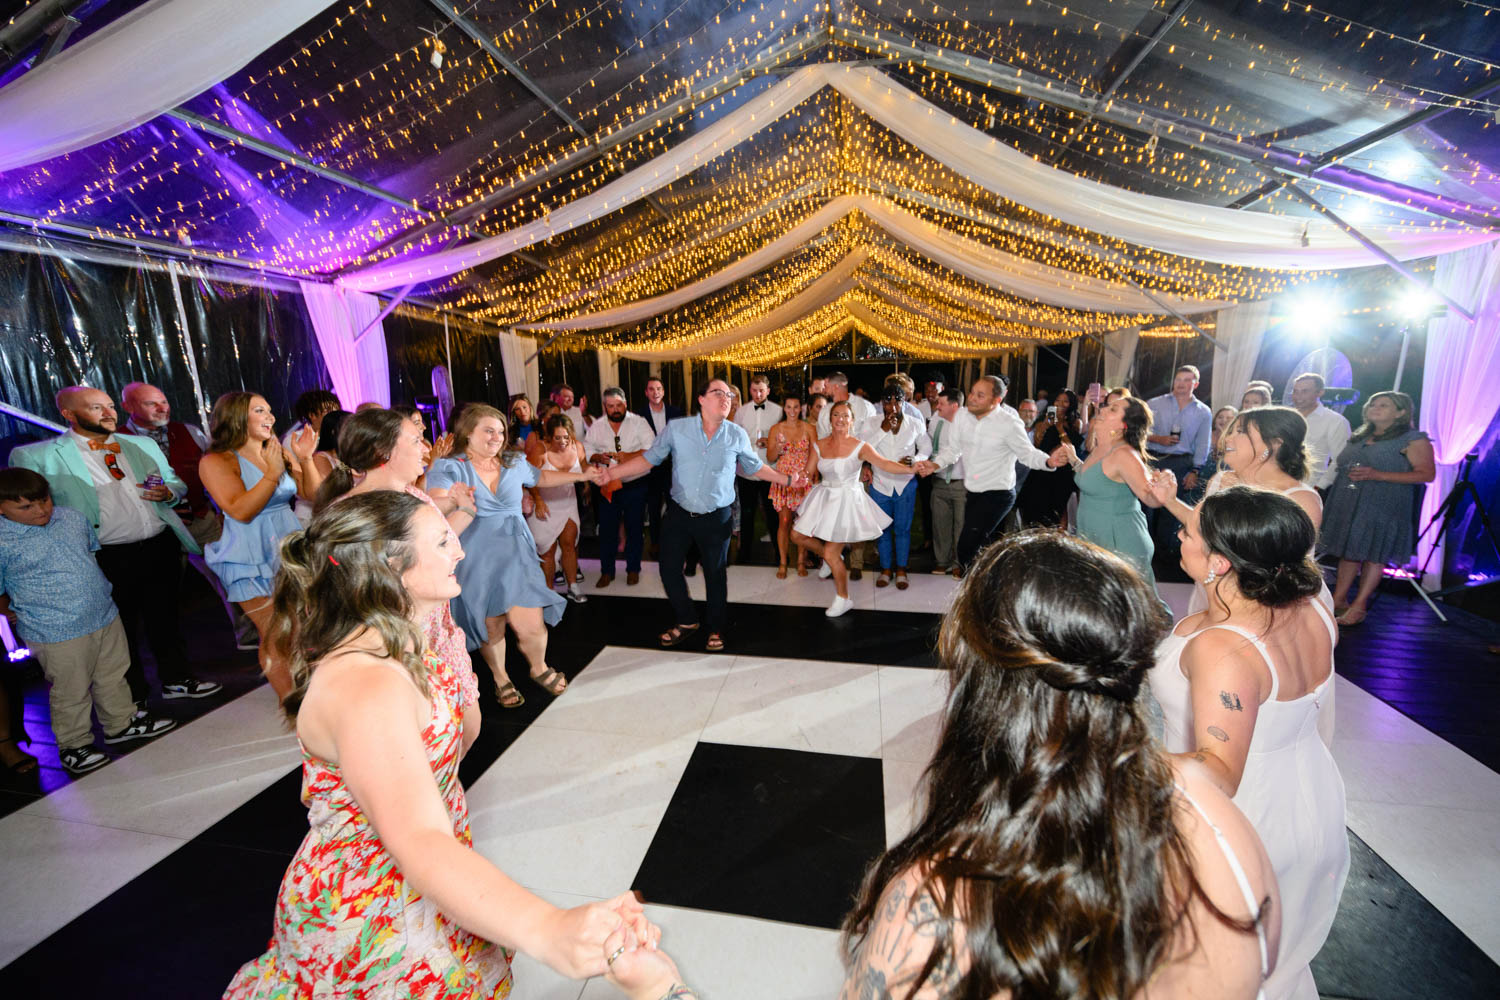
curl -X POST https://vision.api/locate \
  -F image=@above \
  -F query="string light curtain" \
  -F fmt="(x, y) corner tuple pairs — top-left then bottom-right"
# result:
(0, 0), (339, 173)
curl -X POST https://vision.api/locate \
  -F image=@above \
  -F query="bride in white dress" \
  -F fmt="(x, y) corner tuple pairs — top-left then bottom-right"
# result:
(792, 400), (920, 618)
(1151, 485), (1349, 1000)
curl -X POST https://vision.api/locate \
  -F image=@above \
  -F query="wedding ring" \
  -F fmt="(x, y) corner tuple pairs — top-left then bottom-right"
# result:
(607, 945), (626, 967)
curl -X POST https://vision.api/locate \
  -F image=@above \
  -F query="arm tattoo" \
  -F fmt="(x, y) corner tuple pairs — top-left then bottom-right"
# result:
(1218, 690), (1244, 711)
(659, 987), (698, 1000)
(1207, 725), (1229, 742)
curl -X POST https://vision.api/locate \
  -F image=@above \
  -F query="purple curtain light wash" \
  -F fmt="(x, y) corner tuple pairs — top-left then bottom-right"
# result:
(1417, 241), (1500, 585)
(299, 283), (392, 409)
(0, 0), (338, 173)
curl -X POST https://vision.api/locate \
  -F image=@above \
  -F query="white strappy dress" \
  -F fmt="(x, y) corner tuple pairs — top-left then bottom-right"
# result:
(1177, 784), (1272, 1000)
(1152, 601), (1349, 1000)
(1188, 476), (1333, 616)
(792, 448), (892, 544)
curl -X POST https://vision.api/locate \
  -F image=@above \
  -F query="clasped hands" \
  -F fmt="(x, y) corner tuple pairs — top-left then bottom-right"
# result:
(1148, 468), (1178, 505)
(786, 471), (811, 491)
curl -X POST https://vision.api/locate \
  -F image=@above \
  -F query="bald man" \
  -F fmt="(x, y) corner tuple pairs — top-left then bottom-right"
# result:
(11, 387), (222, 704)
(121, 382), (217, 548)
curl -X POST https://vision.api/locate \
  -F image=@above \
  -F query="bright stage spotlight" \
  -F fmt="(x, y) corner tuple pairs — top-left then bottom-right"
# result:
(1396, 288), (1441, 322)
(1287, 291), (1342, 335)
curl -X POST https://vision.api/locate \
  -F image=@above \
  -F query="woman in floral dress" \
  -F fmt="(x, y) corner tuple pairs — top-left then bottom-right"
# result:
(766, 394), (818, 578)
(224, 491), (653, 999)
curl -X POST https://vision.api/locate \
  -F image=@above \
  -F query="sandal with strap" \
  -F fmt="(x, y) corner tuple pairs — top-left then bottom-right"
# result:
(0, 737), (39, 776)
(494, 681), (525, 709)
(776, 565), (788, 579)
(530, 666), (568, 697)
(660, 623), (700, 648)
(705, 632), (725, 652)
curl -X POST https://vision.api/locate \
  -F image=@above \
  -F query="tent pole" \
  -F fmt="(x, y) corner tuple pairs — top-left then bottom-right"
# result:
(166, 261), (211, 432)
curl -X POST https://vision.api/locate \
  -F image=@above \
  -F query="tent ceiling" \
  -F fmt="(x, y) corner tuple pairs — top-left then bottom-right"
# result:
(1, 0), (1497, 357)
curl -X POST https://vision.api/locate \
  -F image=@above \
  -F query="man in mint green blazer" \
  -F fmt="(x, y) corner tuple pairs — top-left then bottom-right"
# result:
(10, 387), (222, 704)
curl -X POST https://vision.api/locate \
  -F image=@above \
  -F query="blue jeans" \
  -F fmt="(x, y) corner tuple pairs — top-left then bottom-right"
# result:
(871, 478), (918, 570)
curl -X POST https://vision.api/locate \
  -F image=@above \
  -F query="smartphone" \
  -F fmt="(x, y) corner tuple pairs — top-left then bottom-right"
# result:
(1087, 382), (1103, 405)
(1047, 406), (1059, 422)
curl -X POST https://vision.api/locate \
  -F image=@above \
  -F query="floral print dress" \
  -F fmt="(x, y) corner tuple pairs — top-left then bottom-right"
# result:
(223, 648), (511, 999)
(768, 436), (812, 511)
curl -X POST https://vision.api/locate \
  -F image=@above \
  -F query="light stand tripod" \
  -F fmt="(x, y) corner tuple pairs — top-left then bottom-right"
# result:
(1407, 451), (1500, 623)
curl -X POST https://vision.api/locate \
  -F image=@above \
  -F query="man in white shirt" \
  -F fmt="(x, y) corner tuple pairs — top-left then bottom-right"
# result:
(1290, 372), (1352, 490)
(926, 387), (967, 576)
(816, 371), (876, 437)
(733, 374), (783, 562)
(551, 383), (590, 433)
(858, 388), (931, 586)
(583, 387), (656, 586)
(918, 375), (1066, 572)
(10, 387), (222, 705)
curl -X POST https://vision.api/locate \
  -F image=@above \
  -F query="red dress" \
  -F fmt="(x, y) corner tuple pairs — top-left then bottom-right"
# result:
(223, 648), (512, 998)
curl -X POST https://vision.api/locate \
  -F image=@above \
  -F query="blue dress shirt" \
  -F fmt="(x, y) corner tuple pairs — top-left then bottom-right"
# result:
(643, 416), (763, 514)
(0, 506), (118, 644)
(1147, 393), (1213, 465)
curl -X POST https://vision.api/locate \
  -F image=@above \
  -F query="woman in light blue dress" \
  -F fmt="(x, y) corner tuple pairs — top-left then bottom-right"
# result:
(426, 404), (601, 709)
(200, 391), (323, 700)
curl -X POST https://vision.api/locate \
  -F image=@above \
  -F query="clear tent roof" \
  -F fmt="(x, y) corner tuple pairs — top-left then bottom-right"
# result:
(2, 0), (1497, 357)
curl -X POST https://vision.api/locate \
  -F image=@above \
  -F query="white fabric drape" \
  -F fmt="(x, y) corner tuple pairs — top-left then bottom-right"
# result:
(497, 330), (541, 405)
(298, 283), (391, 409)
(342, 64), (1495, 293)
(1210, 301), (1274, 411)
(597, 349), (621, 394)
(513, 195), (1228, 331)
(1066, 338), (1081, 390)
(1416, 243), (1500, 584)
(0, 0), (337, 173)
(1103, 327), (1141, 389)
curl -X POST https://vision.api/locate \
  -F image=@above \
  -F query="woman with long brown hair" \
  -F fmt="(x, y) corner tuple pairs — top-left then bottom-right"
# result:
(200, 391), (323, 699)
(426, 404), (604, 708)
(601, 532), (1280, 1000)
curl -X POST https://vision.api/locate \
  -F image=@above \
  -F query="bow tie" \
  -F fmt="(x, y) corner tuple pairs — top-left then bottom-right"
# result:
(753, 403), (766, 410)
(88, 439), (121, 454)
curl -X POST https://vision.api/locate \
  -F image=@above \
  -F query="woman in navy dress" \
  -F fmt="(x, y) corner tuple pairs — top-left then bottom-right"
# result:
(427, 404), (603, 708)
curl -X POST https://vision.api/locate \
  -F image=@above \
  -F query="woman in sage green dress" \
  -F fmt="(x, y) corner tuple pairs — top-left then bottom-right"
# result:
(1058, 395), (1167, 593)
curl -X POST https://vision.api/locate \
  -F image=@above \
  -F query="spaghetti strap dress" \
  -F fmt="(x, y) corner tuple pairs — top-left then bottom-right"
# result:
(1151, 602), (1349, 1000)
(223, 648), (513, 999)
(792, 448), (892, 543)
(1187, 475), (1333, 616)
(526, 450), (582, 555)
(427, 456), (565, 649)
(768, 433), (812, 511)
(204, 454), (301, 602)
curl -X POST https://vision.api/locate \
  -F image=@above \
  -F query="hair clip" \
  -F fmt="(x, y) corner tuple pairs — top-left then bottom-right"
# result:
(328, 555), (341, 566)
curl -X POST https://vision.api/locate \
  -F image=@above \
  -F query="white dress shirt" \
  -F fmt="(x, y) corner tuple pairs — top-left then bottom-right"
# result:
(733, 398), (784, 465)
(916, 398), (934, 421)
(816, 394), (877, 437)
(69, 432), (166, 545)
(930, 406), (1053, 493)
(858, 414), (932, 497)
(583, 412), (656, 480)
(1301, 402), (1352, 488)
(927, 414), (965, 482)
(563, 405), (590, 432)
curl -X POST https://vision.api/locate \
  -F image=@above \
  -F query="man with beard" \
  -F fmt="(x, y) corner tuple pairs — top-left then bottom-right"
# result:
(583, 387), (656, 587)
(12, 387), (222, 705)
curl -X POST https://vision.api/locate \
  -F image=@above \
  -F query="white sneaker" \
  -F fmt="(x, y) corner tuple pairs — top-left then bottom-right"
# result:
(817, 562), (833, 579)
(825, 595), (854, 618)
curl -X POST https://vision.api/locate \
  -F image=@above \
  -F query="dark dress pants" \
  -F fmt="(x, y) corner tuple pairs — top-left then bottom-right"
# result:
(596, 481), (647, 576)
(95, 528), (191, 701)
(658, 501), (734, 633)
(735, 476), (777, 562)
(1146, 453), (1197, 556)
(956, 487), (1017, 570)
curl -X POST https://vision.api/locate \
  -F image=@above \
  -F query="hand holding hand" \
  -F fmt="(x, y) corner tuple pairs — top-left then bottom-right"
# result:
(859, 466), (873, 484)
(1046, 446), (1070, 469)
(1148, 468), (1178, 505)
(448, 481), (476, 511)
(588, 465), (612, 487)
(535, 892), (648, 979)
(604, 922), (680, 1000)
(913, 460), (937, 477)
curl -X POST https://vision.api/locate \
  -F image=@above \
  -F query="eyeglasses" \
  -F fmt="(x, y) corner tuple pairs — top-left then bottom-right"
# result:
(102, 452), (125, 481)
(704, 389), (732, 400)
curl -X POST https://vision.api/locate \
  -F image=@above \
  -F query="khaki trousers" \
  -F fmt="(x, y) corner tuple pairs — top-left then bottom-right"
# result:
(30, 617), (137, 749)
(930, 477), (967, 568)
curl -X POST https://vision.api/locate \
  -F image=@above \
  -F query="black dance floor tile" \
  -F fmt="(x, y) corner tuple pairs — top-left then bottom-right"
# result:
(632, 742), (886, 930)
(0, 840), (289, 996)
(1314, 832), (1500, 999)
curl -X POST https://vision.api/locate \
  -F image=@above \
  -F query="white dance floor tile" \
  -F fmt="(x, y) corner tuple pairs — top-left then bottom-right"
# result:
(877, 666), (948, 764)
(537, 647), (733, 742)
(701, 656), (884, 757)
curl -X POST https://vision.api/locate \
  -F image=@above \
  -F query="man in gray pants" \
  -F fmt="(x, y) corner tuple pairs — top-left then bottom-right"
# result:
(926, 387), (967, 576)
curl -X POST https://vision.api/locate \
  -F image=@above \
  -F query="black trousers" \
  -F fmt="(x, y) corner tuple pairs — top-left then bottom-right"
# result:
(646, 463), (671, 547)
(595, 481), (648, 575)
(915, 473), (934, 545)
(1146, 453), (1197, 556)
(658, 501), (734, 633)
(956, 488), (1017, 570)
(735, 476), (778, 562)
(95, 529), (190, 700)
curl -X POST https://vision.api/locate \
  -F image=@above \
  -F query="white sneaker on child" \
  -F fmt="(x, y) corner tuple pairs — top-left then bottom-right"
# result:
(817, 562), (833, 580)
(825, 595), (854, 618)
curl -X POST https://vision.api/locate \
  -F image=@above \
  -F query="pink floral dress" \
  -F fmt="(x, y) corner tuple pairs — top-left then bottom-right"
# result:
(222, 647), (512, 999)
(768, 436), (812, 511)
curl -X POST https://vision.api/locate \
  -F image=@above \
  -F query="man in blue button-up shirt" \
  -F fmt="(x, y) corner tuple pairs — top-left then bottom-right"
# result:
(606, 379), (808, 651)
(1145, 364), (1213, 557)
